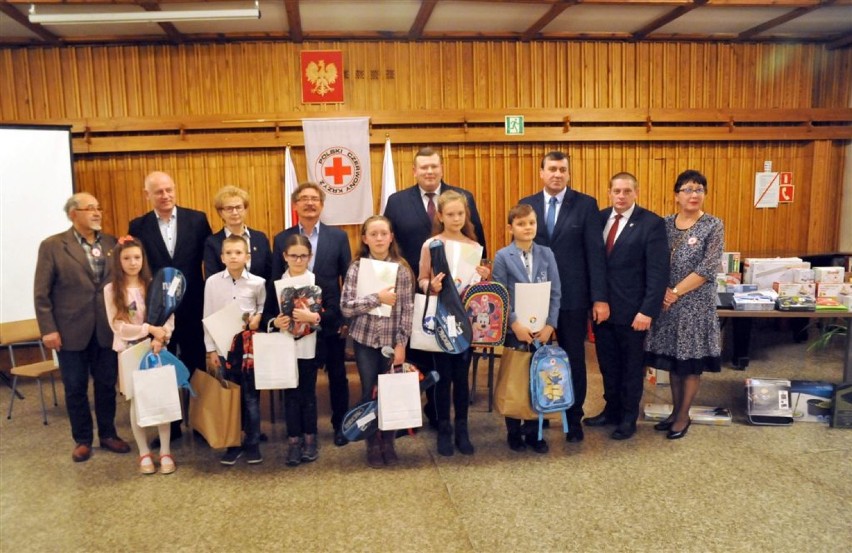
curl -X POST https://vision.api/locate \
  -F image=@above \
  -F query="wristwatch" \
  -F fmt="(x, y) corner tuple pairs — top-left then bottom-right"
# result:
(671, 287), (680, 296)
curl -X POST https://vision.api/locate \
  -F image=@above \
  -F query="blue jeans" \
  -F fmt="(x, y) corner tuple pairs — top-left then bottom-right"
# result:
(224, 361), (261, 448)
(57, 335), (119, 445)
(353, 341), (388, 403)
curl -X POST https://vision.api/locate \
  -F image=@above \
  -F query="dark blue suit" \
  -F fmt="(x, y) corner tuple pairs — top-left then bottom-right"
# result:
(520, 188), (607, 425)
(129, 207), (211, 373)
(269, 223), (351, 431)
(203, 227), (272, 281)
(594, 205), (669, 424)
(383, 182), (486, 275)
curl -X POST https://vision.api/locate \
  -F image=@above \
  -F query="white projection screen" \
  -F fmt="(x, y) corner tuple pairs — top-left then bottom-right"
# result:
(0, 125), (75, 325)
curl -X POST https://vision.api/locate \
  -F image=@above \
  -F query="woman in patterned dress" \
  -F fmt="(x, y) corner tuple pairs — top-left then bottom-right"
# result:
(645, 170), (724, 440)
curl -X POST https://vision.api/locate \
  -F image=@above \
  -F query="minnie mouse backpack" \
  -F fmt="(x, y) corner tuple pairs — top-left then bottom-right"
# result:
(461, 281), (509, 347)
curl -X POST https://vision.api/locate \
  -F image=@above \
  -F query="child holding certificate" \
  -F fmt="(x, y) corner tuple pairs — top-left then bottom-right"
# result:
(492, 204), (561, 454)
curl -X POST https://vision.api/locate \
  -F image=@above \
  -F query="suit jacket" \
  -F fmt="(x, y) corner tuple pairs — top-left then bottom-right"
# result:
(520, 189), (607, 311)
(492, 242), (562, 329)
(268, 223), (351, 332)
(203, 227), (272, 281)
(383, 182), (487, 274)
(600, 205), (669, 326)
(33, 228), (117, 350)
(128, 206), (211, 321)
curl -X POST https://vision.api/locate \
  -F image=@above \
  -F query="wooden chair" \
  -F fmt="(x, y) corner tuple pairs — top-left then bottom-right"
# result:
(1, 319), (60, 425)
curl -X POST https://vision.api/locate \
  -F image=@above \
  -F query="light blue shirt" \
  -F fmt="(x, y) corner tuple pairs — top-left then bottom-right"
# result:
(542, 188), (567, 224)
(299, 223), (320, 272)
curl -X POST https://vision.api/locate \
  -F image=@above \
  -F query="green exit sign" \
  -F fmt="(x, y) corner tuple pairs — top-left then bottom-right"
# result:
(505, 115), (524, 136)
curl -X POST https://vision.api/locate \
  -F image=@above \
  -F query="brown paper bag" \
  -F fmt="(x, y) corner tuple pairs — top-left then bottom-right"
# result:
(188, 370), (241, 449)
(494, 347), (538, 420)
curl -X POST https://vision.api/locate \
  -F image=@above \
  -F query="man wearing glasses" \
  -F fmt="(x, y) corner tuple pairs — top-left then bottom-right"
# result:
(129, 171), (211, 444)
(270, 182), (352, 446)
(34, 193), (131, 462)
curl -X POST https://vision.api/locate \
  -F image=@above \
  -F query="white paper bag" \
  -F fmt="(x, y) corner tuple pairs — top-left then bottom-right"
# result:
(132, 364), (182, 427)
(410, 293), (442, 352)
(356, 258), (398, 317)
(377, 371), (422, 430)
(202, 301), (245, 357)
(118, 338), (151, 399)
(514, 282), (551, 332)
(253, 332), (299, 390)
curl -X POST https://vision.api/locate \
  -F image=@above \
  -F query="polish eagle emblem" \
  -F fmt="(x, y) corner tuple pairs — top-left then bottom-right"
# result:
(305, 60), (338, 97)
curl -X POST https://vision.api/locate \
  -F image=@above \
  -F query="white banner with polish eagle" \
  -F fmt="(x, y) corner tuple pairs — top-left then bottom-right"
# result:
(302, 117), (373, 225)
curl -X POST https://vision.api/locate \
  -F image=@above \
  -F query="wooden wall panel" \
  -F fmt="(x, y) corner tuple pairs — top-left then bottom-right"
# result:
(2, 40), (850, 258)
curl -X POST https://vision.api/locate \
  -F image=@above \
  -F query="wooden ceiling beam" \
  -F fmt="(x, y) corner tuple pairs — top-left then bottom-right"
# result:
(521, 1), (577, 41)
(284, 0), (302, 43)
(0, 2), (61, 44)
(137, 1), (185, 43)
(409, 0), (438, 40)
(826, 31), (852, 49)
(632, 0), (709, 39)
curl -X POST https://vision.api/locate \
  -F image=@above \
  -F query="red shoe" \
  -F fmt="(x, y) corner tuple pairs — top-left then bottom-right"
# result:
(72, 443), (92, 462)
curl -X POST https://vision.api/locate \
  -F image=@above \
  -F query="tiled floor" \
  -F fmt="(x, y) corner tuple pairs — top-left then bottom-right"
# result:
(1, 323), (850, 552)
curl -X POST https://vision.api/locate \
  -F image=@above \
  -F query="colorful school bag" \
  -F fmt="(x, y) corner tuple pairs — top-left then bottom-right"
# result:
(529, 343), (574, 440)
(279, 285), (323, 338)
(461, 281), (509, 347)
(428, 240), (473, 354)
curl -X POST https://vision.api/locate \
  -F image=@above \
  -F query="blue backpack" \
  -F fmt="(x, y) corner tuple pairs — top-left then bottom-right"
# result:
(529, 343), (574, 440)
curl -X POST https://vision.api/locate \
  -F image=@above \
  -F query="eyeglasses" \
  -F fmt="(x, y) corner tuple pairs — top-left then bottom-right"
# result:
(77, 206), (103, 213)
(220, 205), (245, 213)
(297, 196), (322, 204)
(678, 187), (706, 195)
(286, 254), (311, 262)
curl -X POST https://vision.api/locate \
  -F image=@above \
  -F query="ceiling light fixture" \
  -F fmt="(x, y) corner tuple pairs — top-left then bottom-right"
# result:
(28, 1), (261, 25)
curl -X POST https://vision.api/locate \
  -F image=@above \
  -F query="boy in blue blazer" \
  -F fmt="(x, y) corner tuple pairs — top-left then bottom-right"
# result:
(492, 204), (561, 454)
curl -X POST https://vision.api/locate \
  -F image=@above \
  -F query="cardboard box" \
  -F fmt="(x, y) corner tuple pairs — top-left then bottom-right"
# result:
(838, 294), (852, 310)
(815, 297), (849, 312)
(773, 282), (815, 297)
(813, 267), (844, 283)
(790, 381), (835, 424)
(732, 292), (775, 311)
(720, 252), (741, 273)
(790, 268), (815, 283)
(644, 403), (732, 426)
(716, 273), (742, 293)
(743, 258), (809, 289)
(775, 296), (816, 312)
(746, 378), (793, 425)
(816, 283), (844, 298)
(831, 383), (852, 429)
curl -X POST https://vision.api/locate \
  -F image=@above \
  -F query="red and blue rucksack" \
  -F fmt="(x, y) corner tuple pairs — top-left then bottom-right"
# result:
(461, 281), (509, 347)
(530, 343), (574, 440)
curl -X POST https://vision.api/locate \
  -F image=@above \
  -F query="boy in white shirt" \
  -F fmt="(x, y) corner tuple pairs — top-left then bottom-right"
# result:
(203, 235), (266, 465)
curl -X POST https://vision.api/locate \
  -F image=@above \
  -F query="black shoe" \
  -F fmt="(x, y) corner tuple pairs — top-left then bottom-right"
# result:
(333, 429), (349, 447)
(584, 412), (618, 427)
(524, 433), (549, 454)
(611, 423), (637, 440)
(454, 420), (475, 455)
(507, 432), (526, 452)
(437, 422), (454, 457)
(259, 433), (269, 442)
(565, 426), (584, 443)
(220, 447), (243, 466)
(654, 418), (675, 432)
(666, 420), (691, 440)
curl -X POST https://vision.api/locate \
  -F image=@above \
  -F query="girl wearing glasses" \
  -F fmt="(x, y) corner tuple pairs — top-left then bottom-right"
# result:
(645, 170), (724, 440)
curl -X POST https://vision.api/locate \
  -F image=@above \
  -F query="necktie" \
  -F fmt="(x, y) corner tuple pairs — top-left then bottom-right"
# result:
(605, 213), (623, 255)
(545, 196), (557, 238)
(426, 192), (436, 222)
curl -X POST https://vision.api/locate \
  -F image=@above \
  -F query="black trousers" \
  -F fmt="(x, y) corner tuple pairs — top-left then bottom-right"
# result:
(593, 320), (647, 422)
(556, 308), (589, 423)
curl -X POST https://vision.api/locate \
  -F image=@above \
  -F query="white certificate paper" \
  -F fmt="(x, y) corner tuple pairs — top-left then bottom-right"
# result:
(514, 282), (551, 332)
(444, 239), (484, 290)
(118, 338), (151, 399)
(357, 258), (398, 317)
(202, 301), (246, 357)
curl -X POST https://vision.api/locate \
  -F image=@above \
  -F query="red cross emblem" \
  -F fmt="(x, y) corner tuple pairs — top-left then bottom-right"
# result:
(324, 156), (353, 185)
(314, 146), (363, 196)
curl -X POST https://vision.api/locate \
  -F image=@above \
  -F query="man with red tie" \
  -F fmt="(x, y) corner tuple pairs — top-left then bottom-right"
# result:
(587, 172), (668, 439)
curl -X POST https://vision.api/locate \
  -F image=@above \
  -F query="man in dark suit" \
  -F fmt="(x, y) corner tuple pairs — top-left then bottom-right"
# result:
(383, 147), (487, 427)
(383, 147), (486, 273)
(520, 151), (609, 443)
(34, 192), (131, 462)
(203, 185), (272, 281)
(129, 171), (211, 442)
(270, 182), (351, 446)
(586, 172), (669, 440)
